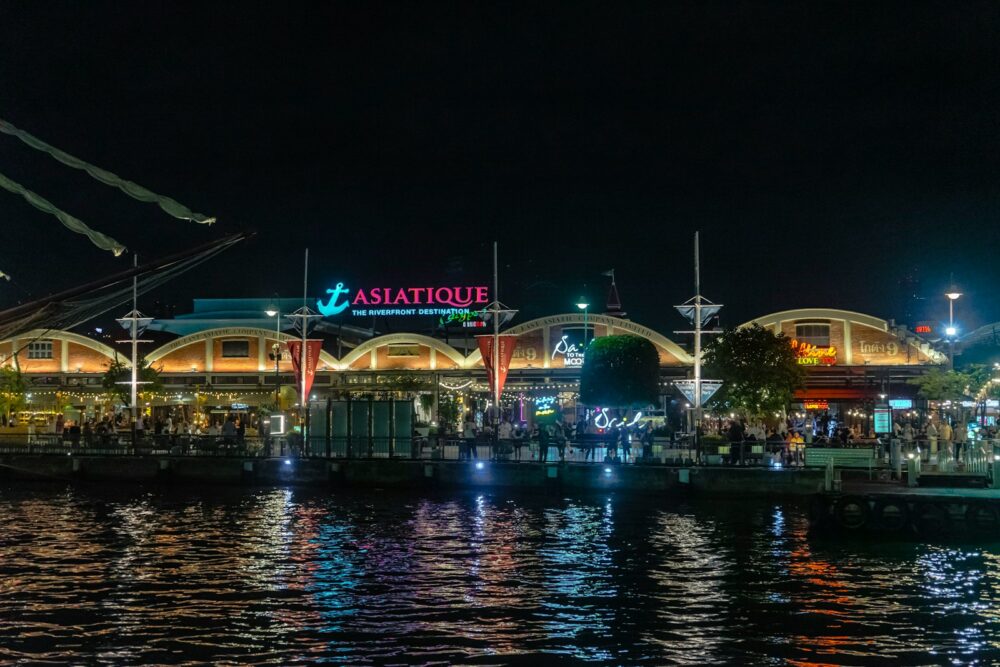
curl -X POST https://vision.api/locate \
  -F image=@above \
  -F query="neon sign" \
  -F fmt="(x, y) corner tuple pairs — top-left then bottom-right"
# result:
(534, 396), (558, 421)
(803, 400), (828, 410)
(791, 339), (837, 366)
(552, 335), (586, 367)
(593, 408), (642, 430)
(317, 282), (490, 318)
(915, 325), (932, 334)
(439, 310), (487, 328)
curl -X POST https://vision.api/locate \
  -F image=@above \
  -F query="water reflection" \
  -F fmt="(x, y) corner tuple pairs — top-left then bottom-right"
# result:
(2, 484), (1000, 664)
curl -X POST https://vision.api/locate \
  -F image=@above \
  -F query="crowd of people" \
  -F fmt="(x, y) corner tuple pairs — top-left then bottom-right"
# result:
(449, 413), (656, 463)
(22, 411), (255, 449)
(715, 411), (986, 465)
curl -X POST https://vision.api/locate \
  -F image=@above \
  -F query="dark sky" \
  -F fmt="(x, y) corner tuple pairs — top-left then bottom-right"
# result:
(2, 2), (999, 336)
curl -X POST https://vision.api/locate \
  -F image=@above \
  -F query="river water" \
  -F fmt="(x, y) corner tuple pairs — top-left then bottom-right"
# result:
(1, 484), (999, 665)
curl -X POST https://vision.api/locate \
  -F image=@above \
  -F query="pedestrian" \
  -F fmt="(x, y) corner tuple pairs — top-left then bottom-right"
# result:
(925, 420), (939, 457)
(938, 419), (953, 458)
(539, 423), (549, 462)
(903, 422), (914, 444)
(462, 414), (476, 460)
(727, 419), (743, 465)
(642, 424), (655, 459)
(621, 426), (631, 462)
(954, 420), (967, 461)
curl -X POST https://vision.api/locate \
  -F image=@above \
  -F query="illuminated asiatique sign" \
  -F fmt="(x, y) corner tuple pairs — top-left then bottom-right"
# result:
(791, 339), (837, 366)
(317, 282), (490, 318)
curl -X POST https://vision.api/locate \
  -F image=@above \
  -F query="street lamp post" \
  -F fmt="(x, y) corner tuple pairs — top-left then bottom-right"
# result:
(576, 298), (589, 347)
(946, 290), (961, 369)
(266, 305), (282, 407)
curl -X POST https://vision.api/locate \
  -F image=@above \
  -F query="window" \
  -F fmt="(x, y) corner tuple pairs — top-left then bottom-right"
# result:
(386, 344), (420, 357)
(27, 340), (53, 359)
(221, 340), (250, 358)
(795, 323), (830, 347)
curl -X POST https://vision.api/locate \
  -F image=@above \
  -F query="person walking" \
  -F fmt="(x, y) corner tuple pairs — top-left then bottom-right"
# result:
(953, 419), (967, 461)
(726, 419), (744, 465)
(462, 414), (476, 461)
(538, 423), (550, 462)
(925, 420), (939, 458)
(939, 419), (953, 453)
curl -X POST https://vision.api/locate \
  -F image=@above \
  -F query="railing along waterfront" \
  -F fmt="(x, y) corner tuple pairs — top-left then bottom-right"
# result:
(2, 431), (996, 472)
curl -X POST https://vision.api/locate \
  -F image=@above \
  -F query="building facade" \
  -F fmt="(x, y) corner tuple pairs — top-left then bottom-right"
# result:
(0, 303), (946, 428)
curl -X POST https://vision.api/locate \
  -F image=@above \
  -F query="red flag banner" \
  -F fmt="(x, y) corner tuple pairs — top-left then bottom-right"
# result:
(286, 339), (324, 400)
(476, 335), (519, 397)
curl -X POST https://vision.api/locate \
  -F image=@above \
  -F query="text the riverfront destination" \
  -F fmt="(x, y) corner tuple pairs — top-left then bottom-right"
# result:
(317, 282), (490, 318)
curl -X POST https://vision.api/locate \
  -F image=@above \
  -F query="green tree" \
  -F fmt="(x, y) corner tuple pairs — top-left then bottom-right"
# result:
(702, 324), (804, 417)
(0, 366), (26, 422)
(907, 368), (971, 401)
(579, 335), (660, 408)
(102, 356), (162, 406)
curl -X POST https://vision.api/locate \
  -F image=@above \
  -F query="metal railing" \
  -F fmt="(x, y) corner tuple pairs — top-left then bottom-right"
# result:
(0, 431), (679, 465)
(0, 432), (269, 457)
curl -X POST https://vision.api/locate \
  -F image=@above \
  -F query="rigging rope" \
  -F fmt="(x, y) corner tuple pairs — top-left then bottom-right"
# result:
(0, 117), (215, 225)
(0, 170), (126, 256)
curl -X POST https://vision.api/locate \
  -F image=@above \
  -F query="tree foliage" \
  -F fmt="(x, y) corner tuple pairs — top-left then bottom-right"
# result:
(0, 366), (26, 420)
(102, 357), (162, 405)
(702, 324), (804, 417)
(907, 368), (972, 401)
(579, 335), (660, 408)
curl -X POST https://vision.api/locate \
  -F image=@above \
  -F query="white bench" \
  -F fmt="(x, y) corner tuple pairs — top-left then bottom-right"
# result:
(805, 447), (876, 475)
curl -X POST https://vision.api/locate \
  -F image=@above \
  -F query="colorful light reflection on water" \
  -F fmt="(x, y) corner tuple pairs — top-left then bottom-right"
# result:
(1, 484), (1000, 664)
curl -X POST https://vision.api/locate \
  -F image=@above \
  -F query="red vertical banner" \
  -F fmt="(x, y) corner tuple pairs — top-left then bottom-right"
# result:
(286, 339), (324, 399)
(476, 335), (518, 397)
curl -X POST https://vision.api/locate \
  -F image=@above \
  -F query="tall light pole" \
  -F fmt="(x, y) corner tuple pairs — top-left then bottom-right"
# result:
(946, 289), (961, 369)
(576, 298), (589, 347)
(266, 303), (282, 408)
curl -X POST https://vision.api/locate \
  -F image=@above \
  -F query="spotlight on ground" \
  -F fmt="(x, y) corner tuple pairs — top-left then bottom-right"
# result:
(284, 459), (291, 465)
(475, 461), (485, 470)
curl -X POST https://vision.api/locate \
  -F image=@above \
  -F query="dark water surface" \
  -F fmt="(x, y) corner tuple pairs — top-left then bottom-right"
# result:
(2, 484), (999, 666)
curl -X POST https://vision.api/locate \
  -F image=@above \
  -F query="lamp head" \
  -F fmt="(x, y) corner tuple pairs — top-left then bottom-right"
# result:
(946, 292), (962, 301)
(945, 326), (957, 337)
(576, 299), (589, 310)
(265, 309), (278, 317)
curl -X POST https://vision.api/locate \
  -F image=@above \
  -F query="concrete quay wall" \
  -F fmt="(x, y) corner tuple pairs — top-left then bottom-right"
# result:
(0, 455), (825, 497)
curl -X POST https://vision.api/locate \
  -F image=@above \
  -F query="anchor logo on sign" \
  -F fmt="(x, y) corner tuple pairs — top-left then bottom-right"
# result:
(317, 282), (351, 316)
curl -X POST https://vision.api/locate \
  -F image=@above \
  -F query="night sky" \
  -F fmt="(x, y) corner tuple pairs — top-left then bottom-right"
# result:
(3, 2), (999, 336)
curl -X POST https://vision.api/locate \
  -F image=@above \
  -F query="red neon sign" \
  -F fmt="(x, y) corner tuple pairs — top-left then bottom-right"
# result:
(791, 339), (837, 366)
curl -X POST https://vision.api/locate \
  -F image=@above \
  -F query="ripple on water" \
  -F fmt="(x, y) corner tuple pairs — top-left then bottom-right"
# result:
(2, 485), (1000, 664)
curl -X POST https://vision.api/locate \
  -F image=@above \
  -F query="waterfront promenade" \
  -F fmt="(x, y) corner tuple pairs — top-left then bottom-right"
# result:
(0, 430), (828, 497)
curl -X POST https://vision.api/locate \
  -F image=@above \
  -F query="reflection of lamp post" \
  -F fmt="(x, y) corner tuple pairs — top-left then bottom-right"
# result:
(576, 298), (589, 347)
(266, 305), (282, 407)
(946, 290), (961, 368)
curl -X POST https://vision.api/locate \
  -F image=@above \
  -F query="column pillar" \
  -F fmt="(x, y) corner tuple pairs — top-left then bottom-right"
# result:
(543, 327), (551, 369)
(843, 320), (853, 365)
